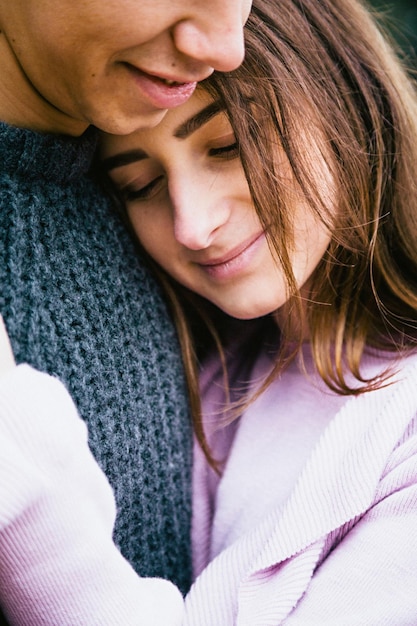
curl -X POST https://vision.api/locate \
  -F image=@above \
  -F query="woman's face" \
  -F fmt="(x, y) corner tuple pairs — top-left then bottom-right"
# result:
(100, 89), (332, 320)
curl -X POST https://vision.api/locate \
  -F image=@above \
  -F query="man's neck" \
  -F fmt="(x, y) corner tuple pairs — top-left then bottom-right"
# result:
(0, 34), (88, 136)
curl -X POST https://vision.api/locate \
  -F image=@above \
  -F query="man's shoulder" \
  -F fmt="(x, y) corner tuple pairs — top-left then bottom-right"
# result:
(0, 121), (99, 190)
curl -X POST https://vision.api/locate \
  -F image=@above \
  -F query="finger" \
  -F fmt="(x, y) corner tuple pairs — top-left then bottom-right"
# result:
(0, 315), (16, 376)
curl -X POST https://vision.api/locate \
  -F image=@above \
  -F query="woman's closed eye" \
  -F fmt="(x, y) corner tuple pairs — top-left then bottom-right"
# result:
(122, 175), (165, 202)
(208, 136), (239, 160)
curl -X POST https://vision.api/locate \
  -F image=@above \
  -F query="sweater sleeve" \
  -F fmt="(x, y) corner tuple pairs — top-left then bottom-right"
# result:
(0, 364), (184, 626)
(283, 424), (417, 625)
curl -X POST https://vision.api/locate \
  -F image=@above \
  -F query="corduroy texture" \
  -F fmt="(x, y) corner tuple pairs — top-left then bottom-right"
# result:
(187, 348), (417, 624)
(0, 365), (185, 626)
(0, 121), (193, 595)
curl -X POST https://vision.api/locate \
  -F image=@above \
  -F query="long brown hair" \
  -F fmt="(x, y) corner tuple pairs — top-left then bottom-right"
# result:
(192, 0), (417, 393)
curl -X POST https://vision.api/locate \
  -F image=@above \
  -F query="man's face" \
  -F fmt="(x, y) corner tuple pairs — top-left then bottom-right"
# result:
(0, 0), (251, 135)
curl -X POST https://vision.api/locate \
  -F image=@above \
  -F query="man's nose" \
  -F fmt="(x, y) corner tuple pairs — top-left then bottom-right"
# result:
(172, 1), (251, 73)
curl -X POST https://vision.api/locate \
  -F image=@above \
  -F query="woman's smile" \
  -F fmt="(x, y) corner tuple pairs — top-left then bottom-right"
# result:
(195, 232), (266, 281)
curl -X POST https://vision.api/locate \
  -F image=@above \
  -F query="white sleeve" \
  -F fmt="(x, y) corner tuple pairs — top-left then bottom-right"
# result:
(0, 365), (184, 626)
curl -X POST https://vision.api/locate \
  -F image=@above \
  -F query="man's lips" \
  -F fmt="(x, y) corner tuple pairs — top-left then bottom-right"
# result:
(137, 61), (213, 86)
(124, 63), (199, 109)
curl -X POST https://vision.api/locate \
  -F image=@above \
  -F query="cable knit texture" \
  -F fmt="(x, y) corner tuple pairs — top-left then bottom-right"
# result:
(0, 121), (192, 594)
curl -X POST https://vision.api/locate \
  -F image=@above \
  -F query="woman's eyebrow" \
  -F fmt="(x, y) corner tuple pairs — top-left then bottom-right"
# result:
(174, 100), (224, 139)
(101, 148), (148, 172)
(102, 100), (224, 172)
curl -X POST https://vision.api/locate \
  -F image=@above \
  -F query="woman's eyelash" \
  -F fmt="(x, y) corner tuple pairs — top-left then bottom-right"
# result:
(122, 175), (164, 202)
(209, 142), (239, 159)
(119, 141), (238, 202)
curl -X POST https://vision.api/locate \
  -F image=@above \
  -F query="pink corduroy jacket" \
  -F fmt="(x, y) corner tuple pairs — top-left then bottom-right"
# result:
(185, 349), (417, 625)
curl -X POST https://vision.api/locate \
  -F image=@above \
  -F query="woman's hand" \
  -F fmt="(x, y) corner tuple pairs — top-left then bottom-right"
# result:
(0, 315), (15, 377)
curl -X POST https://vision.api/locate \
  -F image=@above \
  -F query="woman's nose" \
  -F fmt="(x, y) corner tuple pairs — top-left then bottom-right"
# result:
(171, 182), (230, 250)
(172, 1), (250, 72)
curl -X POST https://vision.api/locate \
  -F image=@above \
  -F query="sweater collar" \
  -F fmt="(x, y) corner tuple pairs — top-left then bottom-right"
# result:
(0, 122), (98, 185)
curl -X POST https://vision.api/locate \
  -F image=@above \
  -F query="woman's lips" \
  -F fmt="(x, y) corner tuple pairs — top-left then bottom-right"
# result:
(125, 64), (198, 109)
(198, 233), (266, 280)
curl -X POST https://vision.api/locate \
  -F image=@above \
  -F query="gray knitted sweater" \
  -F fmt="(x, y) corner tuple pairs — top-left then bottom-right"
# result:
(0, 121), (192, 594)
